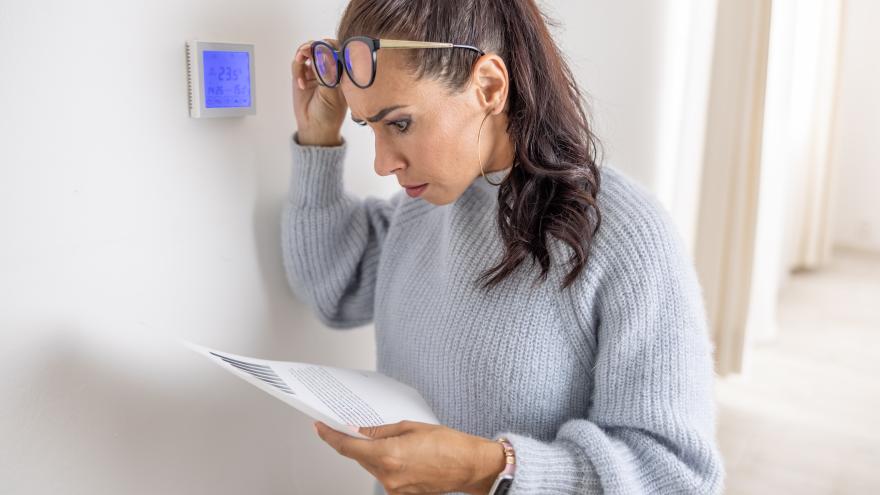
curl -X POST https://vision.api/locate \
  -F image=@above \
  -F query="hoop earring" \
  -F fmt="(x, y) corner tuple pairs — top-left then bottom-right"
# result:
(478, 111), (517, 186)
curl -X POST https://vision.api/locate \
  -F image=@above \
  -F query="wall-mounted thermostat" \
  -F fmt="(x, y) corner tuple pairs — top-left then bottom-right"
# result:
(186, 40), (256, 118)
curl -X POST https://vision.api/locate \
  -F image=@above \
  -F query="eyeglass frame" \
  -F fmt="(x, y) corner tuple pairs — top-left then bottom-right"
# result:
(309, 36), (486, 89)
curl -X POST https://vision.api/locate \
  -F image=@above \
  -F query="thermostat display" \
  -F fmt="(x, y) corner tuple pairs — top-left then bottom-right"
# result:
(203, 50), (251, 108)
(186, 40), (256, 118)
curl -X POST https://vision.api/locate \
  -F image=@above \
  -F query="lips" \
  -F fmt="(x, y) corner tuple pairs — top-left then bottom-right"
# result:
(403, 183), (428, 198)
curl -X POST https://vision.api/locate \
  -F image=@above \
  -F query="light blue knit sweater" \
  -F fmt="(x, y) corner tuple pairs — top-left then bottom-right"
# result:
(281, 132), (724, 494)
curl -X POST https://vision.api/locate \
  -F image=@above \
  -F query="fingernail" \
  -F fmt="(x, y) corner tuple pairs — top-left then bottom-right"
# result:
(297, 77), (304, 90)
(313, 422), (319, 434)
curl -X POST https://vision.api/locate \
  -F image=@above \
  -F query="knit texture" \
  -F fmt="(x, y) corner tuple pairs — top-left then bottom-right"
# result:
(281, 132), (725, 494)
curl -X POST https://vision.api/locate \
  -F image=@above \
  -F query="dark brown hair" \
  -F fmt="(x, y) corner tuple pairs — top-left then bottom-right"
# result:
(337, 0), (603, 290)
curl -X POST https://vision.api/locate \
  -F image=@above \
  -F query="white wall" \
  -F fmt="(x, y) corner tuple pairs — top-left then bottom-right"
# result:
(0, 1), (381, 493)
(0, 1), (710, 493)
(829, 0), (880, 253)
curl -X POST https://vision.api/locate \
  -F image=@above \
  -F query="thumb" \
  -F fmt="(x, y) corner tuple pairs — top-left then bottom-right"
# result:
(358, 420), (415, 439)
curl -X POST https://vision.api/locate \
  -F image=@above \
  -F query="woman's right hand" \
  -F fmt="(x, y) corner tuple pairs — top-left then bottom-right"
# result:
(291, 39), (348, 146)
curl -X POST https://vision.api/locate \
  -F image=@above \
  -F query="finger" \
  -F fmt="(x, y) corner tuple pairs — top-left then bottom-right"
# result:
(301, 77), (318, 89)
(295, 41), (313, 59)
(300, 47), (328, 87)
(315, 421), (376, 461)
(292, 41), (315, 87)
(358, 420), (418, 439)
(301, 62), (317, 83)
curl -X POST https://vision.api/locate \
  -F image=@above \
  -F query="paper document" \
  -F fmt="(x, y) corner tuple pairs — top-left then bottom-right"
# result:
(182, 339), (440, 439)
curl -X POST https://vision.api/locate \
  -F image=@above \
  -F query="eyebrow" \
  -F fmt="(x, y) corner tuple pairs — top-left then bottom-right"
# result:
(351, 104), (409, 124)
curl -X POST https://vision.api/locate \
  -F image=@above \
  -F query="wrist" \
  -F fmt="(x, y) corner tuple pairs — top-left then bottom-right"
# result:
(466, 438), (507, 495)
(295, 129), (343, 147)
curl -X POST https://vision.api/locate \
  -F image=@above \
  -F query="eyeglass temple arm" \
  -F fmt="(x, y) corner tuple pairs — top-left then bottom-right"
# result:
(378, 39), (485, 55)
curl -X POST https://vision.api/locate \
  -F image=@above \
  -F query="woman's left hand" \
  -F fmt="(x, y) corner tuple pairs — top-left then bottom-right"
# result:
(313, 419), (505, 495)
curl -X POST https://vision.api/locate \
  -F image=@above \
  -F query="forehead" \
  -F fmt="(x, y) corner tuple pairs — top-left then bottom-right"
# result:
(341, 50), (431, 119)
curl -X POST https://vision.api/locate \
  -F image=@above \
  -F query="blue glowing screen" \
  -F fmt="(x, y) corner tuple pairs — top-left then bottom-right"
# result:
(203, 50), (251, 108)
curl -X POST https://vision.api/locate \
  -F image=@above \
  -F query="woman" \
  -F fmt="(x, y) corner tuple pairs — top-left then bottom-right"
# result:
(284, 0), (724, 493)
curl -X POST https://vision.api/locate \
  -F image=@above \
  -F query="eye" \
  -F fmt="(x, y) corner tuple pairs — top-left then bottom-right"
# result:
(388, 119), (410, 134)
(354, 120), (367, 127)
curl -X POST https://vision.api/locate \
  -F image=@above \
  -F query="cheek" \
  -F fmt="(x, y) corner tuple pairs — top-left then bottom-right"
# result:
(413, 111), (477, 203)
(432, 118), (474, 167)
(422, 140), (467, 181)
(412, 124), (458, 175)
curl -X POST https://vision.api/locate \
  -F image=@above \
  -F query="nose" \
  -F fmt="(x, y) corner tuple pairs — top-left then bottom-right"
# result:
(373, 135), (406, 177)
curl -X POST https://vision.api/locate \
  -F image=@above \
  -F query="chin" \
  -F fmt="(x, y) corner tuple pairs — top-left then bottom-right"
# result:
(413, 184), (467, 206)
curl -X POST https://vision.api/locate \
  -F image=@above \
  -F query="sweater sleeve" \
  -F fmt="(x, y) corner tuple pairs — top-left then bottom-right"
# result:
(491, 174), (725, 494)
(281, 131), (401, 329)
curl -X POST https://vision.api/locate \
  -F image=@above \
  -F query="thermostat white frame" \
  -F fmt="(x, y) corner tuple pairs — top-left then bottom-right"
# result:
(186, 40), (256, 118)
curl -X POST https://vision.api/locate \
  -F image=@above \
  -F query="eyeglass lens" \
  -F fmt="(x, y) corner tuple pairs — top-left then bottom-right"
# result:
(313, 44), (339, 86)
(343, 39), (373, 87)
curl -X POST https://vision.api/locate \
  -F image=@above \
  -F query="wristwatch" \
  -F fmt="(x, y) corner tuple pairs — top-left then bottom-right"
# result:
(487, 437), (516, 495)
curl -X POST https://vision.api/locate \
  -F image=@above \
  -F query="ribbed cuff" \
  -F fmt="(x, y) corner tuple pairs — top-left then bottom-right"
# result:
(288, 131), (348, 208)
(492, 431), (599, 494)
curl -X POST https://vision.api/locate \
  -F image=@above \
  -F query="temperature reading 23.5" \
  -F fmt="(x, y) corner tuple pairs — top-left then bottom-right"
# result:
(203, 50), (251, 108)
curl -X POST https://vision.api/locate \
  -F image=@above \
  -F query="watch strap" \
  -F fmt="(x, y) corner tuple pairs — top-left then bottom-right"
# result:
(487, 437), (516, 495)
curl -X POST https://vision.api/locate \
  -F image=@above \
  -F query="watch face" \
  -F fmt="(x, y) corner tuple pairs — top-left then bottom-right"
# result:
(495, 478), (513, 495)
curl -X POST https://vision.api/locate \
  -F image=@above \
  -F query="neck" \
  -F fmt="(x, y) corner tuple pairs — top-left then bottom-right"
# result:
(482, 134), (516, 174)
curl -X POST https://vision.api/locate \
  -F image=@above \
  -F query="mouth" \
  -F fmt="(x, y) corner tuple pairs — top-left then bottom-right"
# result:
(402, 183), (428, 198)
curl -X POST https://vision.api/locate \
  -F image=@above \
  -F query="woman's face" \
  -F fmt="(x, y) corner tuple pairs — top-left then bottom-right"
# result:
(339, 49), (511, 205)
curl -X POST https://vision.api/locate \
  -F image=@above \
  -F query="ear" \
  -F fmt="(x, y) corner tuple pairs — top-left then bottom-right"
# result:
(471, 53), (509, 116)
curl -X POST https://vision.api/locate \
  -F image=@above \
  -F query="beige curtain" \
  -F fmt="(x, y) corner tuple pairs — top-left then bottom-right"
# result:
(695, 0), (846, 374)
(694, 0), (773, 376)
